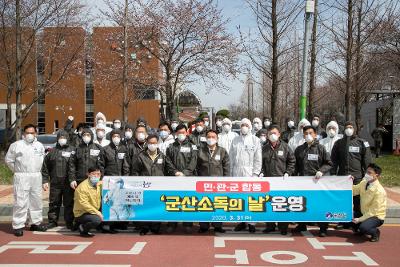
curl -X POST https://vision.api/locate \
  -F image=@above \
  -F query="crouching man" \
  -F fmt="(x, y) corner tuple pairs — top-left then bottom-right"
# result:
(352, 163), (387, 242)
(73, 167), (103, 237)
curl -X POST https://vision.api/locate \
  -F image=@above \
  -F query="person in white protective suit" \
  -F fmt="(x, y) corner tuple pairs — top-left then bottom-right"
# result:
(288, 118), (311, 152)
(218, 118), (238, 154)
(230, 118), (262, 233)
(5, 124), (48, 237)
(320, 120), (343, 155)
(94, 123), (110, 147)
(252, 117), (263, 135)
(91, 112), (112, 139)
(104, 178), (133, 221)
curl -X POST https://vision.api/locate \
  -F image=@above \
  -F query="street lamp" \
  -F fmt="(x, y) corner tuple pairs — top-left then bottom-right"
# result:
(55, 105), (72, 125)
(299, 0), (315, 120)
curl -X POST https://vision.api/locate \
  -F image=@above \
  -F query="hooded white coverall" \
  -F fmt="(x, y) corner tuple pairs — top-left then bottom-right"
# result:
(320, 121), (343, 154)
(218, 118), (238, 154)
(158, 134), (175, 155)
(288, 119), (311, 152)
(5, 139), (45, 229)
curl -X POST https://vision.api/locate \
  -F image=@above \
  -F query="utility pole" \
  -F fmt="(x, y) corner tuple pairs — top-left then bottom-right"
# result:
(299, 0), (315, 120)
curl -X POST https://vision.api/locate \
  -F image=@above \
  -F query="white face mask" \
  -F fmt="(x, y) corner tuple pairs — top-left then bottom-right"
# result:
(97, 120), (104, 125)
(269, 133), (279, 143)
(148, 144), (158, 152)
(137, 132), (146, 142)
(260, 136), (267, 143)
(345, 128), (354, 137)
(241, 126), (249, 135)
(364, 173), (375, 183)
(112, 137), (121, 146)
(82, 136), (91, 144)
(204, 121), (209, 127)
(58, 138), (67, 146)
(159, 130), (169, 139)
(305, 134), (314, 143)
(328, 129), (336, 138)
(97, 131), (105, 139)
(114, 123), (121, 129)
(288, 121), (295, 128)
(223, 124), (231, 133)
(216, 121), (223, 127)
(177, 133), (186, 142)
(207, 138), (217, 146)
(171, 123), (178, 131)
(264, 121), (271, 127)
(312, 120), (319, 127)
(125, 131), (133, 139)
(25, 133), (35, 143)
(196, 126), (204, 133)
(253, 123), (261, 131)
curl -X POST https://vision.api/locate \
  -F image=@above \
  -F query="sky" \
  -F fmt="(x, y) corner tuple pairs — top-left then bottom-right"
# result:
(84, 0), (257, 111)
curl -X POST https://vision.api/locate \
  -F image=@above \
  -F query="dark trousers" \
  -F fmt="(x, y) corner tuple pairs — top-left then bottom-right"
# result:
(374, 140), (382, 157)
(199, 222), (222, 230)
(297, 222), (328, 232)
(167, 222), (193, 227)
(140, 222), (161, 232)
(75, 213), (102, 233)
(48, 182), (74, 225)
(266, 222), (289, 231)
(354, 216), (384, 237)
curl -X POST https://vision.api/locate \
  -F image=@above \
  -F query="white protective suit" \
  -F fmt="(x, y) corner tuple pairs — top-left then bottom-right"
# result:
(158, 134), (175, 155)
(229, 118), (262, 177)
(218, 118), (238, 154)
(288, 119), (311, 152)
(91, 112), (112, 139)
(5, 138), (45, 229)
(320, 121), (343, 154)
(93, 123), (110, 147)
(252, 117), (263, 135)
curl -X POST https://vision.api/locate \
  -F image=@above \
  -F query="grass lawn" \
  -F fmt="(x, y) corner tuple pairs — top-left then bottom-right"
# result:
(0, 162), (13, 185)
(375, 155), (400, 187)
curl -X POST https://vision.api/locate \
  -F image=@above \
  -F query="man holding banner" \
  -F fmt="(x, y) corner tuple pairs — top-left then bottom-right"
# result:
(197, 129), (230, 233)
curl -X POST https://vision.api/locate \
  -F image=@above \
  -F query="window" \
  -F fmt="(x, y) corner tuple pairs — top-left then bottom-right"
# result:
(86, 84), (94, 104)
(86, 112), (94, 126)
(37, 111), (45, 134)
(135, 87), (156, 100)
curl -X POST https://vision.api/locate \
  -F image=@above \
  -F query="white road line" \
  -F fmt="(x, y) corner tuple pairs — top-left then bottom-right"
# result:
(95, 242), (146, 255)
(214, 236), (294, 248)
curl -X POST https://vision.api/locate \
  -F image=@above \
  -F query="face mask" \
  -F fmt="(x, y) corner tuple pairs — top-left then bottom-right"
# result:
(148, 144), (158, 152)
(114, 123), (121, 129)
(171, 123), (178, 131)
(312, 120), (319, 127)
(196, 126), (204, 133)
(89, 176), (100, 185)
(159, 130), (169, 139)
(364, 174), (375, 183)
(223, 124), (231, 133)
(83, 136), (91, 144)
(264, 121), (271, 127)
(328, 129), (336, 138)
(25, 133), (35, 143)
(269, 133), (279, 143)
(345, 128), (354, 137)
(97, 131), (105, 139)
(288, 121), (295, 128)
(207, 138), (217, 146)
(241, 126), (249, 135)
(253, 123), (261, 131)
(305, 134), (314, 143)
(137, 132), (146, 142)
(204, 121), (209, 127)
(216, 121), (223, 127)
(177, 133), (186, 142)
(125, 131), (133, 139)
(112, 137), (121, 146)
(58, 138), (67, 146)
(260, 136), (267, 143)
(97, 120), (104, 125)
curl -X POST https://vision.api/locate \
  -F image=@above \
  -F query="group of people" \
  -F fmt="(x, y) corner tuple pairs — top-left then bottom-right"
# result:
(4, 112), (387, 242)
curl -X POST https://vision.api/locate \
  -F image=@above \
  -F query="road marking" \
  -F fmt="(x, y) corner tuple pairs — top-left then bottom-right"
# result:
(215, 249), (249, 264)
(323, 252), (378, 266)
(95, 242), (146, 255)
(0, 265), (131, 267)
(0, 241), (92, 254)
(260, 250), (308, 265)
(214, 236), (294, 248)
(307, 238), (354, 250)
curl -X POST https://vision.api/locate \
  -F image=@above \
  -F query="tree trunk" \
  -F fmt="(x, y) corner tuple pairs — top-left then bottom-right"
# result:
(15, 0), (23, 140)
(270, 0), (279, 122)
(122, 0), (129, 123)
(308, 0), (318, 118)
(345, 0), (354, 121)
(354, 0), (363, 134)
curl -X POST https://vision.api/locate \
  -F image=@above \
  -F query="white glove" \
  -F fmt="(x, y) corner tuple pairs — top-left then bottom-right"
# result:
(283, 173), (289, 179)
(42, 183), (49, 191)
(68, 116), (74, 121)
(70, 181), (78, 189)
(259, 173), (264, 177)
(315, 171), (323, 179)
(175, 171), (184, 176)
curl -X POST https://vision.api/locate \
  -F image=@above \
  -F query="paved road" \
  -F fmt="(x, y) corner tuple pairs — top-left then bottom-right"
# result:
(0, 223), (398, 267)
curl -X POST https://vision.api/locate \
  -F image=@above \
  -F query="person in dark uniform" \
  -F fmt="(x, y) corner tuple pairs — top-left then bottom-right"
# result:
(331, 121), (372, 230)
(196, 130), (230, 233)
(131, 134), (171, 235)
(282, 119), (296, 143)
(165, 124), (198, 233)
(41, 130), (76, 229)
(261, 125), (296, 235)
(189, 118), (207, 148)
(127, 125), (148, 175)
(292, 126), (332, 237)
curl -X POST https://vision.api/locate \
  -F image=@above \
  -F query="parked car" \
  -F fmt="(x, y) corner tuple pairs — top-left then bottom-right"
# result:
(37, 134), (57, 153)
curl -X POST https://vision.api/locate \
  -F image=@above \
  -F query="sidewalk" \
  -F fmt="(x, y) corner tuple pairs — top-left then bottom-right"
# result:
(1, 184), (400, 223)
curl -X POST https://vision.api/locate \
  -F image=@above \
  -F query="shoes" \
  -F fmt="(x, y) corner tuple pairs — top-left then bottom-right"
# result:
(184, 226), (193, 234)
(198, 227), (209, 233)
(319, 231), (327, 237)
(262, 227), (276, 233)
(139, 228), (149, 235)
(47, 222), (58, 229)
(292, 224), (307, 233)
(166, 226), (176, 234)
(79, 224), (95, 237)
(248, 225), (256, 233)
(280, 230), (288, 235)
(370, 229), (380, 242)
(29, 224), (47, 232)
(14, 228), (24, 237)
(234, 222), (247, 232)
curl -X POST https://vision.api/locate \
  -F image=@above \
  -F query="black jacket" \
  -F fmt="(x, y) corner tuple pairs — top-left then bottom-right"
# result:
(165, 138), (198, 176)
(196, 145), (230, 176)
(262, 141), (296, 177)
(331, 136), (372, 183)
(127, 141), (146, 174)
(294, 141), (332, 176)
(130, 149), (170, 176)
(281, 127), (296, 143)
(189, 130), (207, 148)
(41, 130), (76, 185)
(68, 128), (105, 183)
(103, 143), (130, 176)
